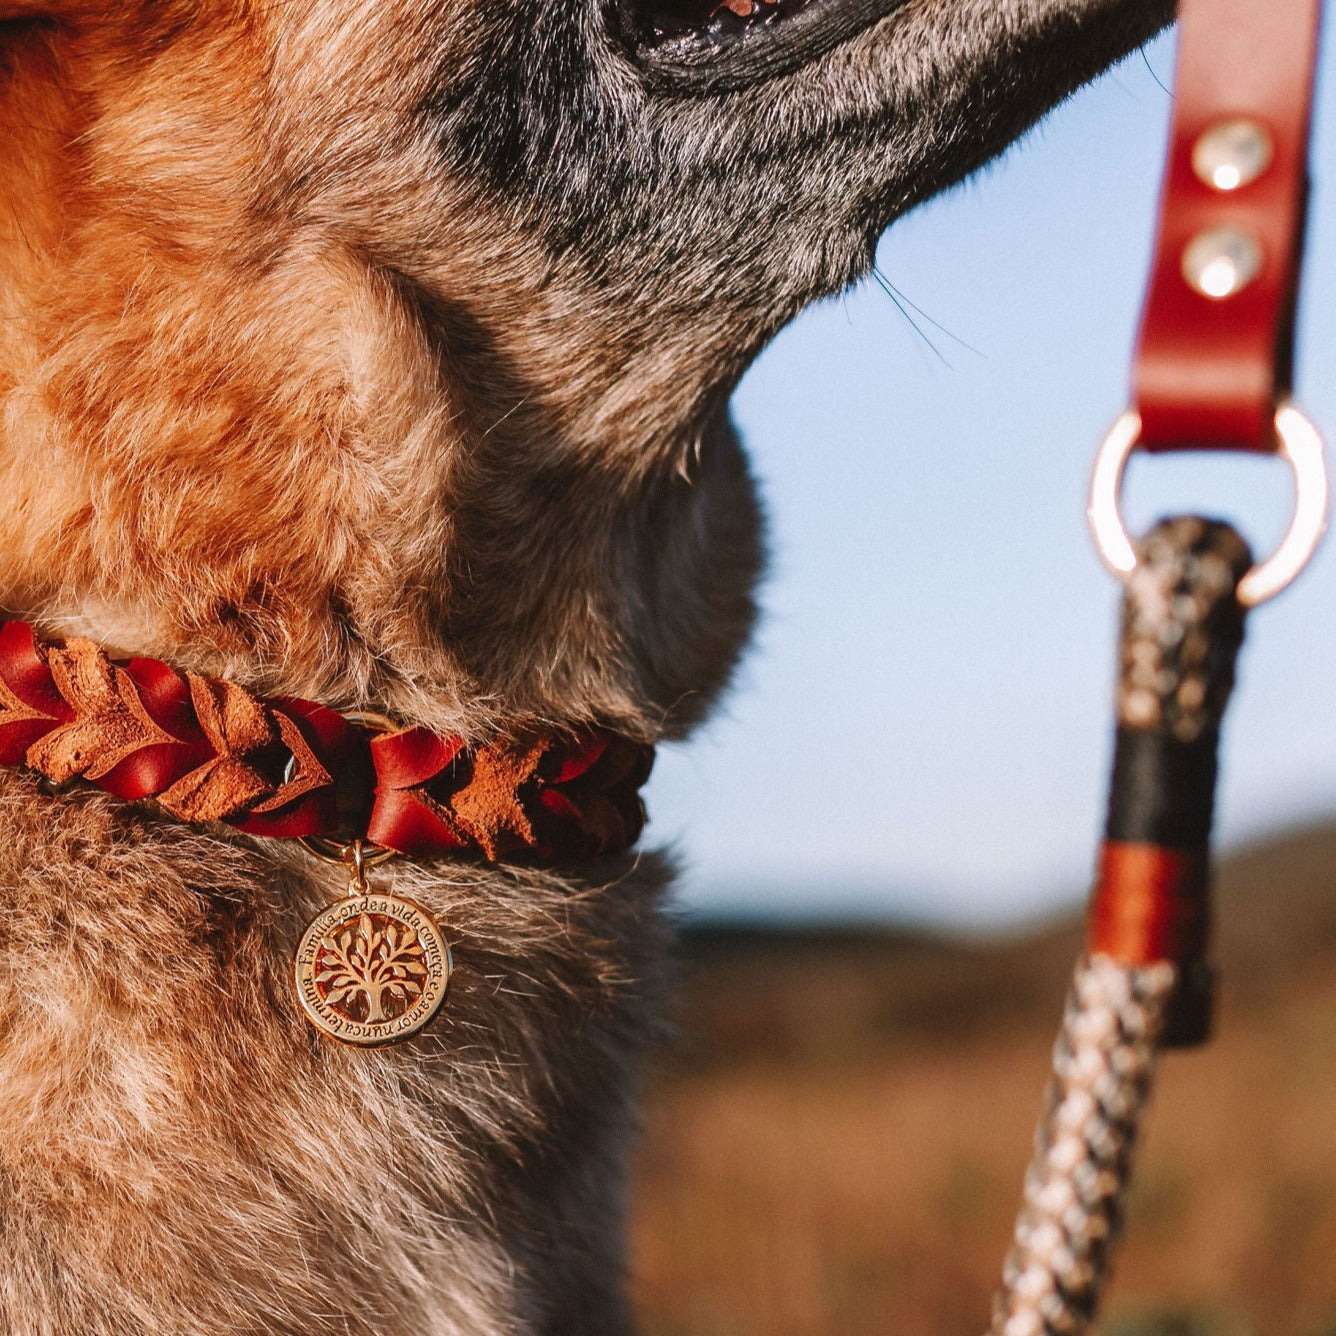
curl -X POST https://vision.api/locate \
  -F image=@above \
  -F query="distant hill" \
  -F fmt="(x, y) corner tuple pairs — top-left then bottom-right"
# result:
(633, 820), (1336, 1336)
(668, 820), (1336, 1066)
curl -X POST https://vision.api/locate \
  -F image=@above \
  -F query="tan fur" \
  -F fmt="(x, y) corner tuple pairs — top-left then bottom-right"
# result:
(0, 4), (760, 739)
(0, 768), (669, 1334)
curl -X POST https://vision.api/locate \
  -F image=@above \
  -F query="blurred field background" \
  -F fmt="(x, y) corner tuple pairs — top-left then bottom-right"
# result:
(629, 823), (1336, 1336)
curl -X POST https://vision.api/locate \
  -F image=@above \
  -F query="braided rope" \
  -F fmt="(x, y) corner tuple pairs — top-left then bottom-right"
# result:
(989, 953), (1177, 1336)
(990, 519), (1254, 1333)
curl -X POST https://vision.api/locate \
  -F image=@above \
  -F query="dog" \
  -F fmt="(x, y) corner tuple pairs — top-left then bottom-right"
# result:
(0, 1), (1171, 1331)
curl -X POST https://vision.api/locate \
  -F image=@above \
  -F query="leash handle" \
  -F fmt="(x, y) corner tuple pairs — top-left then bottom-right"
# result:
(1132, 0), (1323, 450)
(991, 521), (1255, 1336)
(1089, 0), (1329, 600)
(1089, 517), (1252, 1046)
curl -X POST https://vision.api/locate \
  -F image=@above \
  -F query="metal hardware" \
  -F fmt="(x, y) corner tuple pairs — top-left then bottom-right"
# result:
(294, 882), (452, 1046)
(299, 832), (398, 870)
(1181, 225), (1264, 298)
(1191, 118), (1273, 191)
(1087, 402), (1328, 606)
(341, 709), (399, 736)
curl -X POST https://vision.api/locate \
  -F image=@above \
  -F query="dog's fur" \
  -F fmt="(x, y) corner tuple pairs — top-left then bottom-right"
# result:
(0, 2), (1171, 1332)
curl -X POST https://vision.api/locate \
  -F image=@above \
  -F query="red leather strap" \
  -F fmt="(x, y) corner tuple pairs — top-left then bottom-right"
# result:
(367, 726), (652, 861)
(1132, 0), (1322, 449)
(0, 621), (652, 863)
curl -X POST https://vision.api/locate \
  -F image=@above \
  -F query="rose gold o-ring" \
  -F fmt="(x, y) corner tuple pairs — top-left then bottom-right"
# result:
(1087, 402), (1328, 607)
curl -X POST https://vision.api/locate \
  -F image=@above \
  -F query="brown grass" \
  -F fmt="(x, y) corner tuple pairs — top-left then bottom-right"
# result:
(630, 823), (1336, 1336)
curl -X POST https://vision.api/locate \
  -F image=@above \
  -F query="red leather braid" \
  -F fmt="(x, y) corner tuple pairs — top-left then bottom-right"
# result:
(0, 621), (652, 862)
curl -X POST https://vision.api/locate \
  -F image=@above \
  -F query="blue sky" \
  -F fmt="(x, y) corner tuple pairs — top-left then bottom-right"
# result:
(645, 25), (1336, 929)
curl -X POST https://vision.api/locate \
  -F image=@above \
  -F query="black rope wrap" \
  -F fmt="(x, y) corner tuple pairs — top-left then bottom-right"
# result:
(1105, 516), (1251, 849)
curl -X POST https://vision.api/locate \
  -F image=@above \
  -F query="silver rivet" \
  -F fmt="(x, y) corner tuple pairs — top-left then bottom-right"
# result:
(1191, 118), (1273, 191)
(1181, 226), (1263, 298)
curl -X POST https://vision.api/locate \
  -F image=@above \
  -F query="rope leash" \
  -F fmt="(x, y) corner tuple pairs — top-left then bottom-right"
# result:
(993, 955), (1175, 1336)
(993, 519), (1251, 1335)
(990, 0), (1327, 1324)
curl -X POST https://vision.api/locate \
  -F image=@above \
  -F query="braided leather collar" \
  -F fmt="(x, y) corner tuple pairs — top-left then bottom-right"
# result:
(0, 621), (653, 862)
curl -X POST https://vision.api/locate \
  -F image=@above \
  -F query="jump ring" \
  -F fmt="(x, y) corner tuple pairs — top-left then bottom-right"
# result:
(348, 839), (367, 890)
(299, 833), (397, 867)
(1087, 402), (1328, 607)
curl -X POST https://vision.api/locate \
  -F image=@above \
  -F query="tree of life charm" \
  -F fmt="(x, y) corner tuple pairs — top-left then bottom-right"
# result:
(295, 891), (451, 1046)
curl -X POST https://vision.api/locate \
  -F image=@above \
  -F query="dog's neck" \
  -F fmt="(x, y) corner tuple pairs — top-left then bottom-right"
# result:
(0, 15), (762, 745)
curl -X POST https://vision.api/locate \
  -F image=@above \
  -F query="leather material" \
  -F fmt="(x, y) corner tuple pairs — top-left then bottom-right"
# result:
(1089, 840), (1210, 964)
(368, 726), (652, 861)
(0, 620), (652, 863)
(1132, 0), (1322, 449)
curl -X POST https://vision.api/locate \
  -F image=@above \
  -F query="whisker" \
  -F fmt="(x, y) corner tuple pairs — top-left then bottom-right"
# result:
(875, 268), (987, 360)
(1142, 47), (1174, 99)
(870, 268), (950, 366)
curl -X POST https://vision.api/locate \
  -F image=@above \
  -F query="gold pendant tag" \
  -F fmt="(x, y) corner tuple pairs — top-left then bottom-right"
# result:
(294, 843), (451, 1047)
